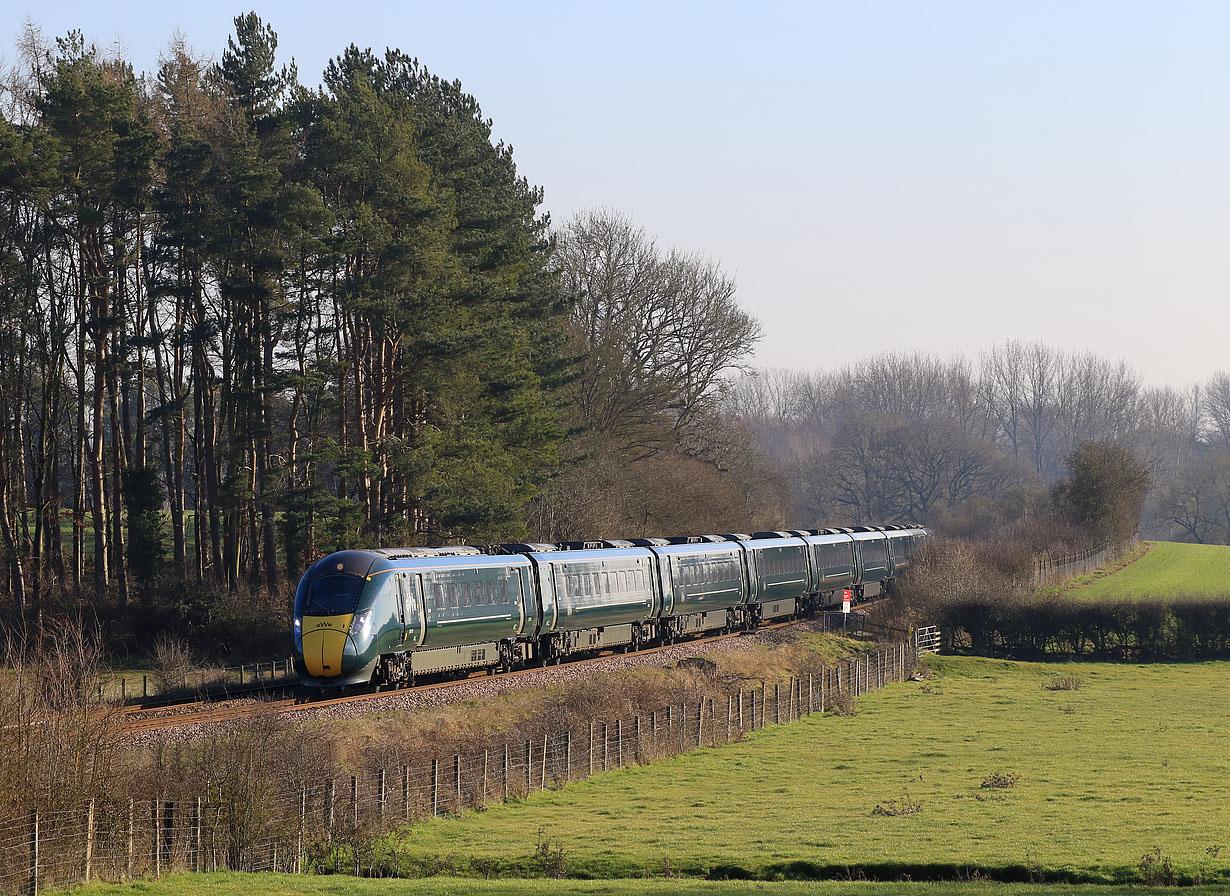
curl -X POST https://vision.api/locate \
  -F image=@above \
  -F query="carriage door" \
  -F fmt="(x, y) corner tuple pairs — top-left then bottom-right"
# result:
(396, 574), (410, 643)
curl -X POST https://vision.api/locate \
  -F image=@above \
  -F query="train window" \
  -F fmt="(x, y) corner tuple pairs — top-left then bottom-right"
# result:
(498, 578), (508, 603)
(446, 583), (458, 609)
(432, 583), (445, 610)
(592, 572), (601, 594)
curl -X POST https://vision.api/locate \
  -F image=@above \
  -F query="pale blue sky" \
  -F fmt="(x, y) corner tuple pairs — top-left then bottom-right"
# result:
(9, 1), (1230, 386)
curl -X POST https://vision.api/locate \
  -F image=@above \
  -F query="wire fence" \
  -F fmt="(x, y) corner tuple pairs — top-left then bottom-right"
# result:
(98, 657), (298, 706)
(0, 637), (921, 894)
(1032, 536), (1139, 586)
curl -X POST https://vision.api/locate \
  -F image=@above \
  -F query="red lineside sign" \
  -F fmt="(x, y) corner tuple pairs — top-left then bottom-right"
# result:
(842, 589), (851, 613)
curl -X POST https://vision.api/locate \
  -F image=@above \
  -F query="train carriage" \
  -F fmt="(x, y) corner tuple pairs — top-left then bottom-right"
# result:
(849, 528), (893, 598)
(884, 525), (929, 573)
(801, 530), (858, 602)
(526, 545), (660, 660)
(647, 539), (749, 638)
(294, 547), (535, 687)
(737, 532), (813, 622)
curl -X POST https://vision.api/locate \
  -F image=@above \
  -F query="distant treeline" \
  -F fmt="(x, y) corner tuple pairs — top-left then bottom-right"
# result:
(732, 346), (1230, 544)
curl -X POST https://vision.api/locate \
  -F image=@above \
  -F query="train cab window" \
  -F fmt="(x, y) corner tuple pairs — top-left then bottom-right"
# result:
(304, 575), (364, 616)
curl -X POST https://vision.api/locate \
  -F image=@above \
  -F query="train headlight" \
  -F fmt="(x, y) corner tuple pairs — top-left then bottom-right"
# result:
(348, 609), (374, 642)
(293, 617), (302, 650)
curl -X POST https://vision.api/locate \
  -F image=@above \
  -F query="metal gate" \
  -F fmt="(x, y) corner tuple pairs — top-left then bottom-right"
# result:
(914, 625), (940, 653)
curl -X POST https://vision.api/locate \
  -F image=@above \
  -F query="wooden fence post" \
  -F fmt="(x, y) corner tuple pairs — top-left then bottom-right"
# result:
(540, 735), (547, 790)
(524, 739), (532, 794)
(503, 744), (510, 801)
(326, 779), (336, 839)
(27, 809), (38, 896)
(602, 723), (609, 771)
(431, 759), (439, 815)
(126, 799), (134, 881)
(635, 716), (642, 763)
(566, 731), (572, 780)
(588, 721), (594, 776)
(350, 776), (358, 829)
(152, 802), (160, 877)
(616, 720), (623, 769)
(83, 798), (95, 881)
(401, 765), (410, 820)
(297, 789), (306, 874)
(455, 753), (462, 812)
(193, 797), (202, 873)
(378, 768), (387, 827)
(727, 695), (732, 743)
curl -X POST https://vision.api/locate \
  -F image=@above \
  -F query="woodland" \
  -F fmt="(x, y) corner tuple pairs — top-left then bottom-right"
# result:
(2, 16), (1229, 655)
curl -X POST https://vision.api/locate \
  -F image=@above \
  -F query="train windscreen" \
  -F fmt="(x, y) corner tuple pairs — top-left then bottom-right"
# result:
(304, 575), (364, 615)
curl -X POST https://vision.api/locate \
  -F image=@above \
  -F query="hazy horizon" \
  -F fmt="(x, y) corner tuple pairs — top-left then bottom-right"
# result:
(9, 0), (1228, 388)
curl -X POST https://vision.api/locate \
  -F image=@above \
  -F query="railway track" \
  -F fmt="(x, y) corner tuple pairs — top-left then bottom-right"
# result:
(120, 620), (802, 735)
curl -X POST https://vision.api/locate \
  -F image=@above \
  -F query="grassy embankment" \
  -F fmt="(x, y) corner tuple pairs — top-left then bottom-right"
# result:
(63, 876), (1230, 896)
(64, 654), (1230, 893)
(1057, 540), (1230, 601)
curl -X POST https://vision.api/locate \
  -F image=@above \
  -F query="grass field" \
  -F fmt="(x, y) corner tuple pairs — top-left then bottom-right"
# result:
(378, 654), (1228, 884)
(1064, 541), (1230, 600)
(62, 874), (1230, 896)
(53, 655), (1230, 896)
(59, 655), (1230, 895)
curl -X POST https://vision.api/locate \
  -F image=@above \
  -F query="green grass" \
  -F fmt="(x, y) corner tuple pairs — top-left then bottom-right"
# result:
(1064, 541), (1230, 601)
(56, 657), (1230, 895)
(382, 655), (1230, 884)
(59, 874), (1230, 896)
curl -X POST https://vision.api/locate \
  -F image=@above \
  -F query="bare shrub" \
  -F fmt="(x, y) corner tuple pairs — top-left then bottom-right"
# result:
(981, 771), (1019, 789)
(0, 618), (122, 821)
(533, 826), (568, 878)
(1044, 675), (1082, 691)
(871, 790), (922, 816)
(828, 691), (859, 717)
(1138, 847), (1176, 886)
(153, 632), (198, 693)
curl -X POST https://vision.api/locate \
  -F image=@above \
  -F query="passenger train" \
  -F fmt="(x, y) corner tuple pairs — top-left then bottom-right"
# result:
(291, 525), (928, 690)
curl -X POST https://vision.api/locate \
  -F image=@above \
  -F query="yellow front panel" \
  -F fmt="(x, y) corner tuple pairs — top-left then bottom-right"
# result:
(301, 614), (353, 677)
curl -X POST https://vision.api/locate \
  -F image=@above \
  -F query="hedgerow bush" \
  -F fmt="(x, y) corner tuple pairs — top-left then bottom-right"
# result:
(930, 596), (1230, 660)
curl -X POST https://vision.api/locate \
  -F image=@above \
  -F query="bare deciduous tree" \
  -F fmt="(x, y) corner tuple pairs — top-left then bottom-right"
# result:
(554, 209), (760, 455)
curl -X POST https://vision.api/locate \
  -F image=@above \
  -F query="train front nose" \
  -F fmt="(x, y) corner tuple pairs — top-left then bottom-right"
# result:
(300, 614), (355, 678)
